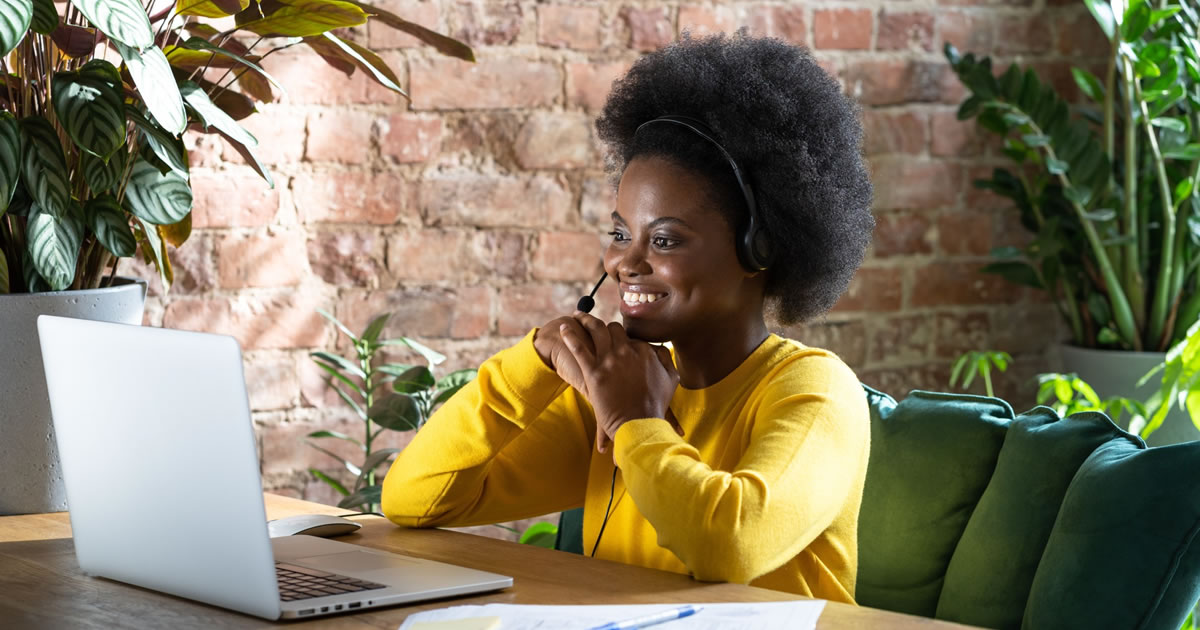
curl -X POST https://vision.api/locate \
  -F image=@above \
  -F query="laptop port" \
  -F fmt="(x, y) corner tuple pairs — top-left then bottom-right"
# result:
(335, 605), (343, 611)
(299, 609), (314, 616)
(348, 603), (361, 609)
(321, 606), (329, 612)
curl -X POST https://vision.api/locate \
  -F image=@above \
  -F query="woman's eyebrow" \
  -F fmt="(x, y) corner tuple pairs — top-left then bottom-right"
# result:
(609, 212), (691, 230)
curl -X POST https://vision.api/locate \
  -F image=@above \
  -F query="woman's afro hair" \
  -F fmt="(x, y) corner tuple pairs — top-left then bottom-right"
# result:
(595, 32), (874, 325)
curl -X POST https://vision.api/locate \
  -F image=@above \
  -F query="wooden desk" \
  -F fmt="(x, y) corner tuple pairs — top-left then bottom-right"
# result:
(0, 494), (971, 629)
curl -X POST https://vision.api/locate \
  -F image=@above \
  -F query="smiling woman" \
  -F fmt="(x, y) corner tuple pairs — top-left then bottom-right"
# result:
(381, 32), (875, 604)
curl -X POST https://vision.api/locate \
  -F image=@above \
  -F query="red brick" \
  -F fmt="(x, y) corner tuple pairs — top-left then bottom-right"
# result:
(678, 5), (735, 38)
(220, 108), (307, 165)
(367, 0), (441, 49)
(1055, 9), (1109, 58)
(163, 293), (329, 349)
(581, 176), (618, 226)
(937, 11), (993, 55)
(380, 113), (443, 163)
(869, 315), (934, 363)
(305, 110), (376, 164)
(1028, 60), (1091, 104)
(334, 286), (492, 341)
(934, 310), (992, 359)
(293, 171), (413, 225)
(566, 61), (631, 112)
(360, 50), (410, 106)
(538, 5), (603, 50)
(909, 262), (1023, 307)
(217, 230), (310, 288)
(858, 363), (953, 399)
(191, 169), (280, 228)
(930, 110), (985, 157)
(872, 211), (934, 257)
(831, 266), (904, 312)
(877, 11), (934, 52)
(623, 6), (673, 52)
(514, 112), (597, 169)
(418, 174), (573, 228)
(990, 304), (1062, 355)
(937, 0), (1033, 5)
(844, 59), (952, 106)
(260, 415), (416, 475)
(454, 1), (523, 47)
(185, 130), (224, 167)
(497, 284), (582, 336)
(861, 109), (928, 155)
(244, 353), (301, 411)
(938, 211), (995, 256)
(260, 49), (375, 105)
(386, 229), (526, 282)
(775, 319), (869, 366)
(994, 15), (1053, 56)
(745, 5), (806, 44)
(169, 232), (217, 295)
(532, 232), (607, 282)
(410, 57), (560, 110)
(813, 9), (872, 51)
(870, 158), (964, 210)
(307, 229), (387, 287)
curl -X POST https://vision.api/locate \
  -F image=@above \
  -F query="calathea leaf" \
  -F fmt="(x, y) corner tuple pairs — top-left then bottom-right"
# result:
(126, 106), (188, 178)
(26, 202), (82, 291)
(236, 0), (367, 37)
(22, 247), (48, 292)
(343, 0), (473, 62)
(51, 22), (96, 57)
(28, 0), (54, 34)
(133, 216), (172, 291)
(0, 248), (8, 293)
(309, 32), (405, 96)
(0, 111), (19, 216)
(51, 59), (127, 160)
(0, 0), (33, 57)
(19, 116), (71, 218)
(85, 194), (136, 257)
(178, 80), (257, 147)
(68, 0), (153, 50)
(176, 0), (248, 18)
(81, 149), (126, 194)
(123, 159), (192, 225)
(176, 36), (284, 92)
(114, 41), (186, 136)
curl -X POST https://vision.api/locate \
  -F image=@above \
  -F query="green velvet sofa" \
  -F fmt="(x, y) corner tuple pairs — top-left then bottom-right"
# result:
(554, 385), (1200, 630)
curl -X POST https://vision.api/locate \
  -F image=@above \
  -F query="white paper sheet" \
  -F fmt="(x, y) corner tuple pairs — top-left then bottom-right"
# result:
(397, 600), (825, 630)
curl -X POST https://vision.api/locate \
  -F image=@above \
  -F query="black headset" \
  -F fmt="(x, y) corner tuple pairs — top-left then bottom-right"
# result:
(635, 114), (773, 273)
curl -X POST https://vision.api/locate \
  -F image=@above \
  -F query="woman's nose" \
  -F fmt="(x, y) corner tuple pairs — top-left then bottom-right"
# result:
(617, 242), (651, 277)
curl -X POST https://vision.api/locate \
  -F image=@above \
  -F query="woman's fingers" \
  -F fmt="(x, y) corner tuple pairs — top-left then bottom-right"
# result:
(559, 319), (597, 370)
(665, 407), (685, 437)
(573, 312), (613, 357)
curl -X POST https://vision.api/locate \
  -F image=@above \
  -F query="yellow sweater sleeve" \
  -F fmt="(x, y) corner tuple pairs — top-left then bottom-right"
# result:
(382, 330), (594, 528)
(612, 354), (868, 584)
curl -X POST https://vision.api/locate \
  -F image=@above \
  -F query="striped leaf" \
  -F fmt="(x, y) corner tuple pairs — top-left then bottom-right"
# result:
(22, 248), (48, 292)
(134, 216), (172, 291)
(0, 0), (31, 56)
(177, 36), (283, 92)
(123, 158), (191, 225)
(29, 0), (54, 34)
(126, 106), (187, 178)
(86, 194), (136, 257)
(81, 149), (125, 193)
(176, 0), (247, 18)
(237, 0), (366, 37)
(179, 81), (256, 148)
(310, 32), (405, 96)
(27, 202), (82, 291)
(0, 112), (19, 216)
(0, 248), (8, 292)
(344, 0), (473, 62)
(68, 0), (152, 50)
(19, 116), (70, 219)
(115, 42), (186, 136)
(51, 60), (127, 160)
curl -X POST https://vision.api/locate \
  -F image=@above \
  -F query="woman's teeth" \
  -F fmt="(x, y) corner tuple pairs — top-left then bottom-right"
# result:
(623, 291), (665, 304)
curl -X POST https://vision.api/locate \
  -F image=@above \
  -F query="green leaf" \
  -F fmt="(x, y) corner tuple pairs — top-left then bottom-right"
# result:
(1153, 117), (1187, 133)
(436, 368), (476, 390)
(369, 393), (422, 431)
(1071, 67), (1105, 101)
(0, 0), (32, 56)
(176, 0), (248, 18)
(343, 0), (473, 62)
(380, 336), (446, 365)
(0, 250), (8, 293)
(0, 112), (19, 214)
(392, 365), (435, 394)
(19, 116), (70, 219)
(306, 430), (364, 448)
(311, 358), (366, 397)
(114, 42), (186, 136)
(317, 308), (357, 341)
(26, 202), (81, 290)
(122, 159), (192, 225)
(308, 467), (349, 496)
(980, 261), (1044, 289)
(1083, 0), (1116, 40)
(1175, 177), (1195, 208)
(961, 360), (979, 390)
(1122, 0), (1151, 41)
(1163, 144), (1200, 160)
(518, 521), (558, 548)
(51, 60), (127, 160)
(29, 0), (55, 34)
(1150, 7), (1181, 25)
(86, 194), (136, 257)
(357, 447), (401, 483)
(133, 217), (172, 291)
(68, 0), (153, 50)
(360, 312), (390, 344)
(950, 354), (969, 389)
(237, 0), (367, 37)
(309, 32), (406, 96)
(337, 484), (381, 510)
(1074, 378), (1102, 406)
(1047, 157), (1069, 174)
(80, 149), (125, 194)
(1022, 134), (1050, 147)
(311, 350), (367, 379)
(1136, 56), (1162, 78)
(178, 80), (257, 149)
(176, 37), (284, 93)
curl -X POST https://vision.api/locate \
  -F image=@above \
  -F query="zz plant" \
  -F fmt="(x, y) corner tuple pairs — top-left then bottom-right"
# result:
(946, 0), (1200, 352)
(0, 0), (471, 294)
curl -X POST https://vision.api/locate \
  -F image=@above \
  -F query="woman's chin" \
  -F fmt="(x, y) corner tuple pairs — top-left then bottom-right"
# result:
(622, 318), (672, 343)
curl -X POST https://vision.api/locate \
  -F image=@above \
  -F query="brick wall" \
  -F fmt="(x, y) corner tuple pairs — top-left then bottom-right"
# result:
(128, 0), (1102, 515)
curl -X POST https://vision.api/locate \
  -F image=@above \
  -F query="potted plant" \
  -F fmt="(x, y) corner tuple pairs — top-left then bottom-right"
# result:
(0, 0), (472, 514)
(945, 0), (1200, 443)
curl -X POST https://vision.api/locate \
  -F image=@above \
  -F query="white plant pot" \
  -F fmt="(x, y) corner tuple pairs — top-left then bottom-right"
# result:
(0, 278), (146, 514)
(1060, 344), (1200, 446)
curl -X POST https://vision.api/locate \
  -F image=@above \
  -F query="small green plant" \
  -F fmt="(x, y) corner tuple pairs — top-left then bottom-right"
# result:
(308, 309), (476, 513)
(949, 350), (1012, 397)
(1035, 372), (1147, 427)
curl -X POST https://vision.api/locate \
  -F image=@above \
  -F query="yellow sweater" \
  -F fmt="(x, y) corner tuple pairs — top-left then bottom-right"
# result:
(382, 330), (870, 603)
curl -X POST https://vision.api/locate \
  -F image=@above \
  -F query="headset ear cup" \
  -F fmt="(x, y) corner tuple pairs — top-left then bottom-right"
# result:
(738, 220), (770, 272)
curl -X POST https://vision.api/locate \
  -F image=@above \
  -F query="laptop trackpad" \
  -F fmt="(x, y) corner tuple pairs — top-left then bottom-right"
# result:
(298, 550), (424, 575)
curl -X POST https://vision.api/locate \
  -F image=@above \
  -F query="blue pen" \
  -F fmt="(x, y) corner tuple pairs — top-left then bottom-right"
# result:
(588, 604), (699, 630)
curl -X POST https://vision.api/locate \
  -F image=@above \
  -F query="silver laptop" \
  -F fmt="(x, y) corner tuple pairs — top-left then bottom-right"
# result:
(37, 315), (512, 620)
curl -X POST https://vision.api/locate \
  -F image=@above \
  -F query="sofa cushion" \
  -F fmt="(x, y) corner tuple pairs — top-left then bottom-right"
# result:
(856, 386), (1014, 617)
(935, 409), (1130, 629)
(1022, 436), (1200, 630)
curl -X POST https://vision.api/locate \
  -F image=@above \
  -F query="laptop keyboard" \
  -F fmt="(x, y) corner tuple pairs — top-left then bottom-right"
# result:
(276, 563), (387, 601)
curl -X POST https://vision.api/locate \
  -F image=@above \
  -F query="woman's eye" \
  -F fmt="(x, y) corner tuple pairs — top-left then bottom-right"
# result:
(607, 230), (629, 243)
(652, 236), (679, 249)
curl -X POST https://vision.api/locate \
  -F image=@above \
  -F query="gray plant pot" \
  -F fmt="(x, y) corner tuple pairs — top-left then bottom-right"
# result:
(0, 278), (147, 514)
(1060, 344), (1200, 446)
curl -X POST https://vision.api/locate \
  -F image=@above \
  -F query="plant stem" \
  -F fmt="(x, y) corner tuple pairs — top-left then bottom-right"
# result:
(983, 367), (994, 398)
(1137, 78), (1178, 351)
(1121, 56), (1145, 329)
